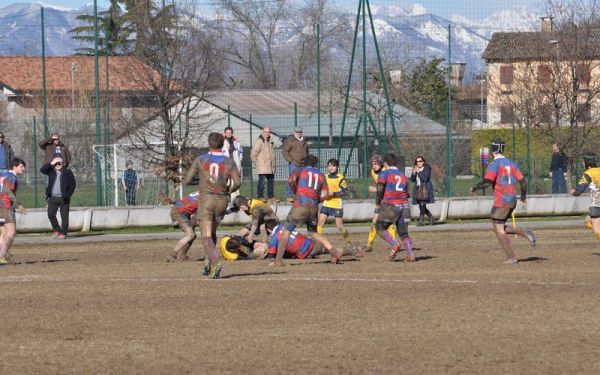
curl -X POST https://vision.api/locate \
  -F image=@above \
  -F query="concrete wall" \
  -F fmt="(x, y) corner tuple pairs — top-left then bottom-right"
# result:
(16, 194), (590, 233)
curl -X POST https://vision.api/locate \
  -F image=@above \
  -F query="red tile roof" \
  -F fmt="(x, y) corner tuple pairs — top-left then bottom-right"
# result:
(0, 56), (160, 93)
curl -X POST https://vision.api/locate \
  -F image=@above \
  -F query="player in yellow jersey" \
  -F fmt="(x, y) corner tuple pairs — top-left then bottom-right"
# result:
(366, 154), (396, 252)
(317, 158), (351, 245)
(572, 152), (600, 240)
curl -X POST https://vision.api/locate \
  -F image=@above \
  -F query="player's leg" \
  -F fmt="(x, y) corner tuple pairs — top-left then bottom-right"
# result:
(504, 223), (536, 247)
(175, 219), (196, 261)
(366, 210), (379, 252)
(307, 207), (341, 262)
(0, 223), (16, 262)
(491, 206), (518, 263)
(394, 204), (415, 261)
(334, 209), (350, 245)
(584, 215), (592, 229)
(316, 207), (328, 235)
(590, 208), (600, 240)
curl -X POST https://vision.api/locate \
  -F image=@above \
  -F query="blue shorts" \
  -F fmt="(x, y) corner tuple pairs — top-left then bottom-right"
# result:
(319, 206), (343, 218)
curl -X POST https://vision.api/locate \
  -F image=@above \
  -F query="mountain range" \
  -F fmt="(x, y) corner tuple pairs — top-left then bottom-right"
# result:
(0, 2), (539, 77)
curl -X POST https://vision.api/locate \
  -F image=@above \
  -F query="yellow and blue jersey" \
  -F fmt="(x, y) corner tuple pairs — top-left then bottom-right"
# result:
(323, 172), (348, 209)
(575, 167), (600, 207)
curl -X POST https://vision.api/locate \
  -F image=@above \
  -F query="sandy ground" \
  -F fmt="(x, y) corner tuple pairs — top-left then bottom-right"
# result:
(1, 227), (599, 374)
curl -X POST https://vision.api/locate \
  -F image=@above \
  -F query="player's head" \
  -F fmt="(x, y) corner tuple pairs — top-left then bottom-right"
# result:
(232, 195), (249, 210)
(126, 160), (133, 168)
(370, 154), (384, 171)
(10, 157), (26, 174)
(220, 236), (241, 260)
(208, 132), (225, 150)
(305, 154), (319, 167)
(490, 139), (505, 155)
(327, 158), (339, 173)
(583, 152), (598, 169)
(383, 153), (397, 168)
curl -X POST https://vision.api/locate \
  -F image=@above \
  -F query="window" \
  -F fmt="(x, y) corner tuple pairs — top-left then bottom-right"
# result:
(500, 66), (514, 85)
(537, 65), (553, 85)
(500, 105), (515, 124)
(576, 64), (591, 89)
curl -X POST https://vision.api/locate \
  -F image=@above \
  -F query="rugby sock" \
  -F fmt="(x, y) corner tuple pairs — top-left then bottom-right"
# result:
(201, 237), (219, 266)
(341, 229), (350, 244)
(595, 231), (600, 240)
(498, 233), (516, 261)
(367, 226), (377, 246)
(380, 230), (397, 247)
(317, 225), (324, 234)
(388, 225), (397, 240)
(402, 237), (413, 256)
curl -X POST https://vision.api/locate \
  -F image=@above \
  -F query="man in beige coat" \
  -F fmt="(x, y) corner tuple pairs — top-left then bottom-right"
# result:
(251, 127), (278, 203)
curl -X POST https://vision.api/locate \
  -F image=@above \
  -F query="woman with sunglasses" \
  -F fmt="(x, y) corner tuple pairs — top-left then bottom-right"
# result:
(410, 156), (435, 226)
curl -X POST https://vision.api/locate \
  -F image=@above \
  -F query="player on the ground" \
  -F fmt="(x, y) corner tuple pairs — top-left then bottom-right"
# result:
(182, 132), (241, 278)
(167, 191), (199, 262)
(265, 223), (362, 260)
(572, 152), (600, 240)
(271, 154), (341, 266)
(317, 158), (351, 245)
(470, 139), (536, 264)
(375, 153), (415, 262)
(219, 234), (268, 260)
(366, 154), (396, 252)
(0, 158), (27, 264)
(229, 195), (279, 243)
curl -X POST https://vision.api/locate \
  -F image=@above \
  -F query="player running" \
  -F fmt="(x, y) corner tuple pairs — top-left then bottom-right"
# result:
(167, 191), (199, 262)
(375, 153), (415, 262)
(317, 158), (351, 245)
(229, 195), (279, 243)
(572, 152), (600, 240)
(366, 154), (396, 253)
(0, 158), (27, 265)
(182, 132), (241, 278)
(470, 139), (536, 264)
(271, 154), (341, 266)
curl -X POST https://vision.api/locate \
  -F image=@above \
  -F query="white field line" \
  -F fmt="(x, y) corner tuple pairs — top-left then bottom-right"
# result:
(0, 275), (590, 286)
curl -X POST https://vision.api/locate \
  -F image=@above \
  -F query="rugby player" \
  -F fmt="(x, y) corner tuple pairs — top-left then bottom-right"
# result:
(229, 195), (279, 243)
(166, 191), (199, 262)
(366, 154), (396, 252)
(317, 158), (351, 245)
(182, 132), (241, 279)
(0, 158), (27, 265)
(470, 139), (536, 264)
(572, 152), (600, 240)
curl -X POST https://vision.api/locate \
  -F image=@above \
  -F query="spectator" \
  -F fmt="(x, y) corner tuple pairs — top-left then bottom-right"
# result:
(410, 156), (435, 226)
(222, 126), (243, 175)
(282, 127), (308, 203)
(39, 132), (71, 167)
(40, 157), (76, 239)
(122, 160), (140, 206)
(0, 132), (15, 174)
(251, 127), (277, 203)
(550, 143), (568, 194)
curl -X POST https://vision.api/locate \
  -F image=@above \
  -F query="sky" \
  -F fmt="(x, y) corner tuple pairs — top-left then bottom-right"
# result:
(0, 0), (540, 20)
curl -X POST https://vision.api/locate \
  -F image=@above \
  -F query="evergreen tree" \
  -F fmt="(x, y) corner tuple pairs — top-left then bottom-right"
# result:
(403, 58), (448, 122)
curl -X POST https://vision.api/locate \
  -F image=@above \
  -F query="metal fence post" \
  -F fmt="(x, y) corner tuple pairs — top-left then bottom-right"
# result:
(249, 114), (254, 198)
(446, 24), (453, 198)
(40, 7), (48, 137)
(32, 117), (39, 208)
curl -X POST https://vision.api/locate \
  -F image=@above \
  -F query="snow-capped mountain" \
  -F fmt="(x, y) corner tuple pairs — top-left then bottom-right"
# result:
(0, 2), (537, 75)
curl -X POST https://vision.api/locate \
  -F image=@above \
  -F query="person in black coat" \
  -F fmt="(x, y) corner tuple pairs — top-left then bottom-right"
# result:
(40, 157), (76, 238)
(410, 156), (435, 226)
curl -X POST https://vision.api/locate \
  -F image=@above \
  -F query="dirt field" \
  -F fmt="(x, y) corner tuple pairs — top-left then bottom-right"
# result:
(1, 227), (599, 374)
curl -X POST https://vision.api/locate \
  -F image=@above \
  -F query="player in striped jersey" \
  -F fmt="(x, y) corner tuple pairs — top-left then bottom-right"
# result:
(271, 155), (342, 266)
(375, 153), (415, 261)
(167, 191), (200, 262)
(182, 132), (241, 278)
(572, 152), (600, 240)
(470, 139), (536, 264)
(0, 158), (27, 265)
(366, 154), (396, 252)
(317, 158), (351, 245)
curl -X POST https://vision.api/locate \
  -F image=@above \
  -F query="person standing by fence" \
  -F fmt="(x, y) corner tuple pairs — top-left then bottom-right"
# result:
(122, 160), (140, 206)
(550, 143), (568, 194)
(0, 132), (15, 174)
(40, 157), (76, 239)
(39, 132), (71, 168)
(251, 127), (277, 203)
(282, 127), (308, 203)
(410, 156), (435, 226)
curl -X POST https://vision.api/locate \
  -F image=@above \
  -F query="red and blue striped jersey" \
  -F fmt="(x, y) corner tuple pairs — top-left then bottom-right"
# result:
(289, 166), (328, 208)
(484, 156), (525, 208)
(173, 192), (199, 215)
(0, 171), (18, 209)
(377, 167), (409, 205)
(268, 224), (315, 259)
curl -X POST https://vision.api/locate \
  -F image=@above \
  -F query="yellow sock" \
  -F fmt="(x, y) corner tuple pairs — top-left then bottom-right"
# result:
(389, 225), (397, 240)
(367, 226), (377, 247)
(342, 229), (350, 244)
(596, 231), (600, 240)
(317, 225), (324, 234)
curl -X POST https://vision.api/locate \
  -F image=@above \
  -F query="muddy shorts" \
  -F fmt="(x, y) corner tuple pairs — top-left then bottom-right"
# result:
(285, 206), (319, 233)
(0, 207), (15, 224)
(491, 203), (516, 224)
(376, 203), (410, 234)
(170, 208), (193, 227)
(197, 194), (228, 223)
(590, 206), (600, 219)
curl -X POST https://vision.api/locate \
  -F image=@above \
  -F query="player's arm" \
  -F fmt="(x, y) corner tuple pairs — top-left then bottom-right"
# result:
(572, 173), (591, 196)
(288, 170), (299, 195)
(470, 178), (493, 192)
(3, 180), (23, 211)
(375, 182), (386, 206)
(182, 159), (200, 185)
(229, 163), (242, 193)
(267, 230), (280, 255)
(331, 178), (348, 198)
(518, 177), (527, 202)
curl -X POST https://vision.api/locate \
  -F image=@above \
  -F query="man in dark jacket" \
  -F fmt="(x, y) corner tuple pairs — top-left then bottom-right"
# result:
(40, 157), (76, 239)
(39, 133), (72, 167)
(550, 143), (568, 194)
(282, 127), (309, 203)
(0, 132), (15, 174)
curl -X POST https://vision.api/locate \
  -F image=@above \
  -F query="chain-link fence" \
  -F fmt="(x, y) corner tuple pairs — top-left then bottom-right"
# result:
(1, 1), (598, 208)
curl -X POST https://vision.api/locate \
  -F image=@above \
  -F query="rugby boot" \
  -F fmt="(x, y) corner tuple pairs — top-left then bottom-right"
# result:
(165, 254), (177, 263)
(365, 245), (373, 253)
(388, 243), (401, 260)
(0, 257), (9, 265)
(208, 262), (222, 279)
(525, 229), (536, 247)
(202, 259), (211, 276)
(504, 258), (518, 265)
(404, 251), (416, 262)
